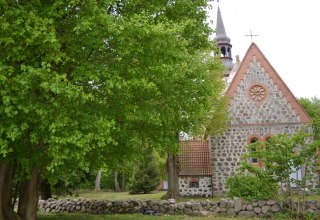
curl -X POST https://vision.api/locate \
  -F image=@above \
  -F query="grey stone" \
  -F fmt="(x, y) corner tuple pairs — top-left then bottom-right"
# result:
(226, 200), (234, 208)
(261, 205), (270, 214)
(177, 203), (185, 210)
(219, 199), (227, 208)
(122, 202), (129, 208)
(141, 201), (148, 207)
(238, 211), (255, 217)
(270, 204), (280, 212)
(226, 208), (235, 216)
(234, 199), (242, 212)
(246, 204), (253, 211)
(258, 200), (266, 207)
(254, 207), (261, 213)
(199, 210), (210, 217)
(266, 200), (277, 205)
(168, 198), (176, 204)
(185, 202), (192, 208)
(191, 203), (202, 210)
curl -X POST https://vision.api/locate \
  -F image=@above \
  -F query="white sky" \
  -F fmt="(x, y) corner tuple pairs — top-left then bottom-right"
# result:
(208, 0), (320, 98)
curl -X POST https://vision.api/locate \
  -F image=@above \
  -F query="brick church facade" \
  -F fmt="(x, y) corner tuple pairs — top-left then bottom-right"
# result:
(178, 7), (313, 197)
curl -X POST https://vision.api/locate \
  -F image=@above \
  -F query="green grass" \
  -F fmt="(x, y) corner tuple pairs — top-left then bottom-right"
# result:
(62, 190), (167, 201)
(60, 190), (222, 202)
(38, 213), (249, 220)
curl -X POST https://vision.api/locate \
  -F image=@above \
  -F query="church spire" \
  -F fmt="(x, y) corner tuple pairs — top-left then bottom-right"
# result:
(214, 6), (234, 76)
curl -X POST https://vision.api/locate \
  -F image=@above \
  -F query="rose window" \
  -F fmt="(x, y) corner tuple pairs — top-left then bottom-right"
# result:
(249, 85), (267, 102)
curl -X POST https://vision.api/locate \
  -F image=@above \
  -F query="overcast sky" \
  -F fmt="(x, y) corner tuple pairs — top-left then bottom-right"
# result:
(208, 0), (320, 98)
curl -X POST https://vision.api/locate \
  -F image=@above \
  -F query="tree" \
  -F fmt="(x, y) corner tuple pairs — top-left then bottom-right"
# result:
(0, 0), (225, 218)
(242, 131), (320, 203)
(129, 153), (160, 194)
(299, 97), (320, 141)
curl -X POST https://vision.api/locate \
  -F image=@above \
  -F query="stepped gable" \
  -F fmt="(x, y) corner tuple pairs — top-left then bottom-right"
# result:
(226, 42), (311, 124)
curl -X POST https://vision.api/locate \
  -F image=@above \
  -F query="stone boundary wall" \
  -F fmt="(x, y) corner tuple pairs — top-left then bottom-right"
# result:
(38, 198), (320, 217)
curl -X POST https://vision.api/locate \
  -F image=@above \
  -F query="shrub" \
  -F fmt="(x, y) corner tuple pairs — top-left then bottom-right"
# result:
(226, 173), (278, 201)
(129, 154), (160, 194)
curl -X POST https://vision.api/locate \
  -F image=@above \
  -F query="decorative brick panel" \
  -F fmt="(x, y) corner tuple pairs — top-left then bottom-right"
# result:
(179, 140), (211, 176)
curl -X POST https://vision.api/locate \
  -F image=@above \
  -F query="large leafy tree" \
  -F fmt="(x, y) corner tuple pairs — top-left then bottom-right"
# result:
(299, 97), (320, 141)
(0, 0), (224, 218)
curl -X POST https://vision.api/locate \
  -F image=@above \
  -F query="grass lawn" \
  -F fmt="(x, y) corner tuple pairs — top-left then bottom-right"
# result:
(60, 190), (222, 202)
(38, 213), (249, 220)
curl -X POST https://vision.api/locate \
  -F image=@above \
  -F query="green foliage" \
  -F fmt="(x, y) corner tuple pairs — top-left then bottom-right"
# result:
(226, 173), (278, 201)
(129, 154), (160, 194)
(299, 97), (320, 141)
(51, 168), (96, 196)
(275, 210), (319, 220)
(0, 0), (225, 215)
(242, 130), (320, 196)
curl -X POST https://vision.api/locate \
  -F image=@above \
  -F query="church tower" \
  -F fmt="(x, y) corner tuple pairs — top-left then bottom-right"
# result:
(214, 6), (234, 76)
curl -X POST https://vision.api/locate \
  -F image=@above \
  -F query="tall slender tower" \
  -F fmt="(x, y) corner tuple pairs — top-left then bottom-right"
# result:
(214, 6), (234, 76)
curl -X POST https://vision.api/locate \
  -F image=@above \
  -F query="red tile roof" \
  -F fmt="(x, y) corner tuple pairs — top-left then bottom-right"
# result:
(179, 140), (212, 176)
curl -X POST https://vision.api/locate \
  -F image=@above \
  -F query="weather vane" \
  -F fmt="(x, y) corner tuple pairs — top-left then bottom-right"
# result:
(245, 29), (259, 42)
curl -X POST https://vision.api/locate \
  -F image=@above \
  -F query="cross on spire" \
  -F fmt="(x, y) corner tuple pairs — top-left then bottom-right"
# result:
(245, 29), (258, 42)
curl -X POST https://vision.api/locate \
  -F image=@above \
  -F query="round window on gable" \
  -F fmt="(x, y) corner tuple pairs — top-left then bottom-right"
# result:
(247, 84), (268, 103)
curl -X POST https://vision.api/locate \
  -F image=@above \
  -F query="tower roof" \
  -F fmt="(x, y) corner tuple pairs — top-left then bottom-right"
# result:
(214, 6), (230, 43)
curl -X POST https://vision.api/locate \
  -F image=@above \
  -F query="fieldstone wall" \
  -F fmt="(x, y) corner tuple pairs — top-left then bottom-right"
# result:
(210, 57), (313, 196)
(229, 58), (300, 125)
(39, 198), (320, 217)
(179, 176), (212, 197)
(210, 124), (306, 195)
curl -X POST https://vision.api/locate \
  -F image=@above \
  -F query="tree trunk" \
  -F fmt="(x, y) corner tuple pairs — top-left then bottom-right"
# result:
(162, 152), (180, 199)
(121, 173), (126, 191)
(95, 169), (102, 191)
(17, 168), (41, 220)
(114, 171), (120, 192)
(40, 179), (52, 200)
(0, 163), (20, 220)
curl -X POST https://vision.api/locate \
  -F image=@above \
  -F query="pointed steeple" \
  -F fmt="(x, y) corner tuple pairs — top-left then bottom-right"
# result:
(214, 6), (233, 75)
(215, 6), (230, 43)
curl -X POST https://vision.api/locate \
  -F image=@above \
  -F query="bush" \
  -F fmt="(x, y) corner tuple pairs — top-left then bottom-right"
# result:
(226, 173), (278, 201)
(129, 154), (160, 194)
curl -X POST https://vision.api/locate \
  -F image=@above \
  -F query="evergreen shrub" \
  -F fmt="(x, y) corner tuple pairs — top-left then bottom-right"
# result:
(129, 154), (160, 194)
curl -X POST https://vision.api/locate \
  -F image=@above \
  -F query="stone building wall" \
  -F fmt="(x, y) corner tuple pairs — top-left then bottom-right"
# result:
(229, 58), (300, 125)
(179, 176), (212, 197)
(210, 57), (310, 196)
(210, 123), (306, 195)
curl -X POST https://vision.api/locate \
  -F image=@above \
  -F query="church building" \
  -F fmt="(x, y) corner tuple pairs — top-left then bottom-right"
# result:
(178, 6), (313, 197)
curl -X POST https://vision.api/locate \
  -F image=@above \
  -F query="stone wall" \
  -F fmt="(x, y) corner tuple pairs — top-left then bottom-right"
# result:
(39, 198), (320, 217)
(210, 124), (306, 195)
(179, 176), (212, 197)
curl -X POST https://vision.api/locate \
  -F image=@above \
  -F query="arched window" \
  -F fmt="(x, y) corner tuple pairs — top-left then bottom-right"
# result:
(227, 47), (232, 58)
(250, 137), (259, 163)
(220, 47), (226, 57)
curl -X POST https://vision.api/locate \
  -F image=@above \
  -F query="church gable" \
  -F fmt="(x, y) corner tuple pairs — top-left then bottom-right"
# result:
(227, 43), (311, 125)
